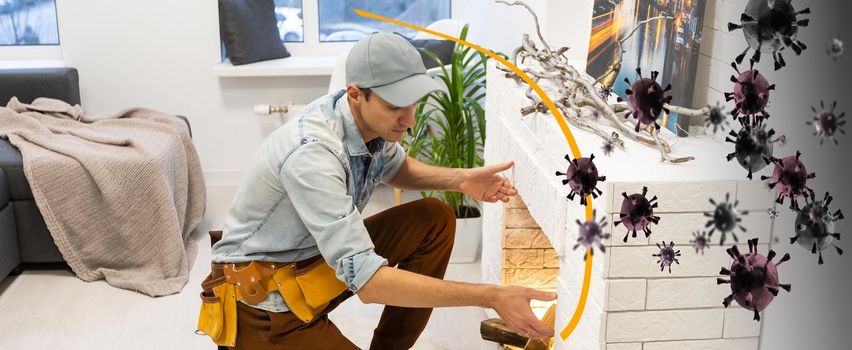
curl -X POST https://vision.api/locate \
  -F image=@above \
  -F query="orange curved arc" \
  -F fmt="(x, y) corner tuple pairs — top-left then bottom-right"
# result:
(353, 9), (594, 343)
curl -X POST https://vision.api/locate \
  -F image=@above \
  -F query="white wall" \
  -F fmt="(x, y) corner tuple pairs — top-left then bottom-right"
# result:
(54, 0), (330, 185)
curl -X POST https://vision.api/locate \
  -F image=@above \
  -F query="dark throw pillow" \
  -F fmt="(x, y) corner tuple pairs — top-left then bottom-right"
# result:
(408, 38), (456, 69)
(219, 0), (290, 65)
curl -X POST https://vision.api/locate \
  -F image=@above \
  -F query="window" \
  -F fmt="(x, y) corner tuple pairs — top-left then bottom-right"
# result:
(317, 0), (451, 42)
(275, 0), (303, 42)
(0, 0), (59, 46)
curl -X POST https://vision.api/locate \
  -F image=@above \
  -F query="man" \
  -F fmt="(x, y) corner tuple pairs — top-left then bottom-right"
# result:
(208, 32), (555, 349)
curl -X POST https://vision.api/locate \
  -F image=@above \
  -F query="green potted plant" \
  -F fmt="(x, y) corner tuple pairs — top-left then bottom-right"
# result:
(404, 24), (489, 262)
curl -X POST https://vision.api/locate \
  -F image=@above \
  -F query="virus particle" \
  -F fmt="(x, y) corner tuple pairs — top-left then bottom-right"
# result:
(614, 186), (661, 243)
(691, 231), (710, 255)
(653, 241), (682, 273)
(761, 151), (816, 210)
(726, 116), (780, 179)
(573, 210), (610, 260)
(728, 0), (811, 70)
(618, 67), (673, 132)
(705, 102), (731, 133)
(725, 62), (775, 120)
(767, 207), (780, 219)
(807, 100), (846, 145)
(826, 36), (844, 60)
(556, 153), (606, 206)
(599, 85), (614, 100)
(705, 193), (749, 246)
(717, 238), (791, 321)
(601, 140), (615, 156)
(792, 191), (845, 265)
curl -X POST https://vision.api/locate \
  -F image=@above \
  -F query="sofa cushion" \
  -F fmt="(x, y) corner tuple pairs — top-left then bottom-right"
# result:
(0, 167), (8, 207)
(0, 68), (81, 106)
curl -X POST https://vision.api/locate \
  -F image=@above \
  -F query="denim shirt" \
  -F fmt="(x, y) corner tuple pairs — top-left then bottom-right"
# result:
(211, 89), (405, 312)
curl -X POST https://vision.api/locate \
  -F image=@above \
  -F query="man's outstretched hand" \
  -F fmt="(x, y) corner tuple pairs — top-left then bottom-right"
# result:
(458, 161), (518, 203)
(491, 285), (557, 339)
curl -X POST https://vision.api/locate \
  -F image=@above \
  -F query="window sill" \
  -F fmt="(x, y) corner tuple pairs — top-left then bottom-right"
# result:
(0, 59), (65, 69)
(213, 56), (338, 77)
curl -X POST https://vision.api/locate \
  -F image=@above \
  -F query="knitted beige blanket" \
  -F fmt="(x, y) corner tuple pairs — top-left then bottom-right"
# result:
(0, 97), (205, 296)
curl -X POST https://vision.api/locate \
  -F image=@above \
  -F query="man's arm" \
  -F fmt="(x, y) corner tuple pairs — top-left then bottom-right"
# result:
(357, 266), (556, 338)
(386, 155), (465, 192)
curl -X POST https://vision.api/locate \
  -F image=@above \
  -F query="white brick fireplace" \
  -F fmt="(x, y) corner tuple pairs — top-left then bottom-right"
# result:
(480, 61), (778, 349)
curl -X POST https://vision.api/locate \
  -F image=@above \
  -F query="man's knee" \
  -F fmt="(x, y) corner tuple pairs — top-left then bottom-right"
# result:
(417, 198), (456, 240)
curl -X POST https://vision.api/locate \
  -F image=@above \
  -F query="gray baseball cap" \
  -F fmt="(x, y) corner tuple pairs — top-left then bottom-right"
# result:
(345, 32), (442, 107)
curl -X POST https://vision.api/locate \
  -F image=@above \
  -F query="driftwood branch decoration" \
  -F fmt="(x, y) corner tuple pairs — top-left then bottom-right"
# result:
(494, 0), (709, 163)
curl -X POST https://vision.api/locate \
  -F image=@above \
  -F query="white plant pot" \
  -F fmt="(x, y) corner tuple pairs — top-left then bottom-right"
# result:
(450, 215), (482, 263)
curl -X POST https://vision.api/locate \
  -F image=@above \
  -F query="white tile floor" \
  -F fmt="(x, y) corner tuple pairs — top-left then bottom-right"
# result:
(0, 185), (499, 350)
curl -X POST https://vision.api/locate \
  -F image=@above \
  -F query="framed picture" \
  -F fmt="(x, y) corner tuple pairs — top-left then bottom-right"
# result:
(586, 0), (706, 136)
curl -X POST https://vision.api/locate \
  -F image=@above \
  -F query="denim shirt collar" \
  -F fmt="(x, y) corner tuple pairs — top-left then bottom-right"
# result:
(333, 91), (385, 157)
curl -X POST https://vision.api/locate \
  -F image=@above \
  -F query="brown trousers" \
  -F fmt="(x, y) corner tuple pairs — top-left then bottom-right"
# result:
(229, 197), (456, 350)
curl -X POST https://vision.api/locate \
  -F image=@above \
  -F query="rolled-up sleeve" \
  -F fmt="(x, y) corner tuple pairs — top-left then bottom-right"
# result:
(279, 142), (388, 293)
(381, 142), (406, 182)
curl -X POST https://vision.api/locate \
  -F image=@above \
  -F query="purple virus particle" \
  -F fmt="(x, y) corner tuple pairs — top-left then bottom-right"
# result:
(556, 153), (606, 206)
(728, 0), (810, 70)
(792, 191), (845, 265)
(691, 231), (710, 255)
(717, 238), (791, 321)
(653, 241), (681, 273)
(601, 140), (615, 156)
(726, 116), (779, 179)
(725, 62), (775, 120)
(573, 210), (610, 260)
(705, 193), (749, 246)
(826, 36), (844, 60)
(767, 207), (780, 219)
(807, 100), (846, 145)
(705, 102), (731, 133)
(614, 186), (661, 243)
(761, 150), (815, 210)
(618, 68), (673, 132)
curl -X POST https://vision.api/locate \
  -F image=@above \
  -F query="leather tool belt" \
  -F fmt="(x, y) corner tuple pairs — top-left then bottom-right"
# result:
(195, 253), (348, 347)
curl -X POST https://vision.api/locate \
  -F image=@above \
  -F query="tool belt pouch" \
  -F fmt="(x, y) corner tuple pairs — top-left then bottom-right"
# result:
(197, 271), (238, 347)
(274, 259), (348, 324)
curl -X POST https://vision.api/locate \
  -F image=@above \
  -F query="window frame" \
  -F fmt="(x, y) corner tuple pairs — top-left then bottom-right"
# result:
(281, 0), (462, 57)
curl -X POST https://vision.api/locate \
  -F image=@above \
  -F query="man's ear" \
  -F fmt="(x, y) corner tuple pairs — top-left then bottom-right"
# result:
(346, 84), (362, 106)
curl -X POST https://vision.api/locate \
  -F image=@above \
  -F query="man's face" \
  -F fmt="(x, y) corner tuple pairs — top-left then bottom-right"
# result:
(348, 85), (418, 143)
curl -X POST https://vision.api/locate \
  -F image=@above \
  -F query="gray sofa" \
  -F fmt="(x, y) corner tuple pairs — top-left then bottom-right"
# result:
(0, 68), (191, 282)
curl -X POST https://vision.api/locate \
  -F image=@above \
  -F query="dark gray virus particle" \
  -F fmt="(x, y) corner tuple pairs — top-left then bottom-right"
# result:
(705, 102), (731, 133)
(826, 36), (844, 60)
(767, 207), (780, 219)
(556, 153), (606, 206)
(728, 0), (810, 70)
(601, 140), (615, 156)
(761, 150), (815, 210)
(705, 193), (749, 246)
(614, 186), (660, 243)
(618, 68), (672, 132)
(726, 116), (781, 179)
(599, 85), (614, 100)
(792, 191), (844, 265)
(573, 210), (610, 260)
(718, 238), (791, 321)
(692, 231), (710, 255)
(653, 241), (681, 273)
(807, 100), (846, 145)
(725, 62), (775, 120)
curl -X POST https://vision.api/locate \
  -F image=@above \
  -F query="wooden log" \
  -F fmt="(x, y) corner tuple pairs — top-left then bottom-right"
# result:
(481, 318), (529, 348)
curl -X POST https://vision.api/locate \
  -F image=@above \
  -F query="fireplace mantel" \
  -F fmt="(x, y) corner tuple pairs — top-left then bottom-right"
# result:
(481, 61), (776, 349)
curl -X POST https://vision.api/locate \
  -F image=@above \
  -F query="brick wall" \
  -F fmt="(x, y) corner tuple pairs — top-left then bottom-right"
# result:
(501, 195), (559, 298)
